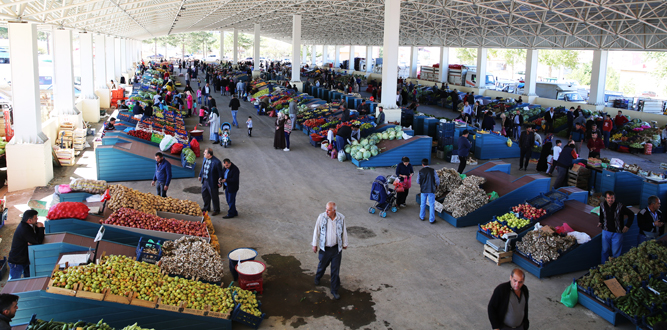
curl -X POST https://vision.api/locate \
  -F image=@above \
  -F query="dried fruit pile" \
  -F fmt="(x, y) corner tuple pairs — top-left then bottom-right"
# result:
(516, 230), (576, 263)
(443, 175), (489, 218)
(108, 185), (201, 216)
(160, 236), (224, 283)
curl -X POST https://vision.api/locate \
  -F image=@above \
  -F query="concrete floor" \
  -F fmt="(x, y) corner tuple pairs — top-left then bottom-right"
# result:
(3, 74), (654, 329)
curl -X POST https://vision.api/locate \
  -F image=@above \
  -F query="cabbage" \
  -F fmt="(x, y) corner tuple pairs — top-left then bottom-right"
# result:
(371, 149), (379, 156)
(363, 151), (371, 159)
(396, 133), (403, 140)
(344, 145), (351, 154)
(370, 145), (378, 151)
(355, 151), (364, 160)
(394, 126), (402, 133)
(359, 148), (367, 153)
(388, 134), (395, 140)
(361, 138), (369, 146)
(352, 140), (359, 145)
(382, 132), (389, 139)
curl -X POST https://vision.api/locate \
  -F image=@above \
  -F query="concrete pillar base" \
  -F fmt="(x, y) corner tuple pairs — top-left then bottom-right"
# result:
(376, 105), (401, 124)
(291, 81), (304, 92)
(95, 89), (111, 108)
(588, 102), (606, 111)
(523, 94), (539, 104)
(252, 71), (261, 79)
(77, 98), (101, 123)
(6, 141), (54, 192)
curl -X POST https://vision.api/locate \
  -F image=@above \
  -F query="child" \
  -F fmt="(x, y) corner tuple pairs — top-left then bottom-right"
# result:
(246, 116), (253, 137)
(547, 140), (562, 176)
(197, 87), (202, 106)
(199, 107), (207, 125)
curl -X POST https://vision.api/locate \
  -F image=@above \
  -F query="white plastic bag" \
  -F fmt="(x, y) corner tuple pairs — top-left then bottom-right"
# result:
(610, 158), (624, 168)
(567, 231), (591, 244)
(450, 155), (460, 164)
(159, 135), (176, 151)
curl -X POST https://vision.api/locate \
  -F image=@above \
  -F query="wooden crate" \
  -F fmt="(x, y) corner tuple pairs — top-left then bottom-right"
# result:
(207, 310), (231, 320)
(568, 169), (590, 190)
(74, 285), (106, 301)
(155, 298), (183, 312)
(182, 304), (208, 316)
(55, 148), (75, 166)
(45, 278), (76, 296)
(103, 290), (132, 305)
(130, 293), (157, 309)
(483, 244), (513, 265)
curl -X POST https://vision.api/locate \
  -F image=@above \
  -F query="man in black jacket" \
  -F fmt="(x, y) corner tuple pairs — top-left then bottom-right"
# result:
(220, 159), (240, 219)
(518, 126), (535, 171)
(8, 210), (44, 279)
(488, 268), (530, 330)
(199, 148), (224, 216)
(417, 158), (440, 224)
(0, 294), (19, 330)
(553, 140), (578, 189)
(637, 195), (664, 244)
(229, 95), (241, 128)
(599, 191), (635, 263)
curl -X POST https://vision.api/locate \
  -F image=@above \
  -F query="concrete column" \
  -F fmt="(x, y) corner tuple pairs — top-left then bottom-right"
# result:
(53, 28), (77, 114)
(114, 38), (121, 82)
(349, 45), (355, 70)
(475, 47), (488, 89)
(589, 50), (609, 110)
(6, 22), (53, 191)
(290, 14), (301, 84)
(366, 46), (373, 72)
(106, 36), (115, 87)
(334, 45), (341, 68)
(522, 49), (538, 102)
(79, 32), (100, 123)
(322, 45), (328, 65)
(310, 45), (316, 66)
(253, 24), (261, 78)
(233, 28), (238, 64)
(379, 0), (401, 123)
(94, 34), (108, 105)
(302, 45), (307, 64)
(120, 39), (126, 75)
(219, 31), (224, 60)
(439, 46), (449, 83)
(409, 46), (419, 78)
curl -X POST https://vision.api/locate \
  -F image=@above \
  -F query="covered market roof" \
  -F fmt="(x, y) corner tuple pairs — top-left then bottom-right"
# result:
(2, 0), (667, 50)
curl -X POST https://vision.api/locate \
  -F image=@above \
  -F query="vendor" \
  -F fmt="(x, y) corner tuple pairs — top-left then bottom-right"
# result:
(350, 125), (361, 141)
(615, 110), (629, 128)
(105, 117), (117, 131)
(587, 132), (605, 159)
(357, 100), (370, 115)
(340, 104), (350, 122)
(118, 99), (129, 110)
(335, 125), (352, 152)
(133, 102), (144, 116)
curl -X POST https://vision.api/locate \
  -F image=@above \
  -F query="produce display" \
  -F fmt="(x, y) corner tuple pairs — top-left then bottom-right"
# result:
(69, 178), (108, 194)
(160, 236), (224, 283)
(497, 212), (530, 230)
(435, 168), (463, 197)
(27, 319), (117, 330)
(344, 126), (404, 161)
(480, 220), (514, 238)
(614, 287), (658, 321)
(103, 208), (209, 238)
(577, 240), (667, 301)
(511, 204), (547, 220)
(50, 255), (255, 315)
(515, 230), (576, 263)
(443, 175), (489, 218)
(108, 185), (202, 216)
(0, 140), (6, 155)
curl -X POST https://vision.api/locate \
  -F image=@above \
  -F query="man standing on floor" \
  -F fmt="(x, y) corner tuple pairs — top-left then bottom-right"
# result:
(598, 191), (635, 263)
(375, 106), (386, 125)
(418, 158), (440, 224)
(457, 130), (472, 174)
(0, 294), (19, 330)
(518, 126), (535, 171)
(312, 201), (349, 300)
(289, 99), (298, 131)
(637, 195), (664, 244)
(488, 268), (530, 330)
(151, 152), (172, 197)
(553, 140), (578, 189)
(229, 94), (241, 128)
(220, 159), (240, 219)
(198, 148), (224, 216)
(513, 110), (523, 141)
(8, 210), (44, 279)
(203, 83), (211, 106)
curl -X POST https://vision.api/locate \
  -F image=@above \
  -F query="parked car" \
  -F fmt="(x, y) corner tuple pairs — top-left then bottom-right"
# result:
(642, 91), (657, 97)
(0, 47), (9, 64)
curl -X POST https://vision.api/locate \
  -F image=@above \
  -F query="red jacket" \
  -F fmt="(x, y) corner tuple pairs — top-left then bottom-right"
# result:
(615, 115), (628, 127)
(602, 119), (613, 132)
(587, 137), (605, 153)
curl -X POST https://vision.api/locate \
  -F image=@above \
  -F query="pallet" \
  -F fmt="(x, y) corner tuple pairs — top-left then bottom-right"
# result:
(483, 244), (513, 265)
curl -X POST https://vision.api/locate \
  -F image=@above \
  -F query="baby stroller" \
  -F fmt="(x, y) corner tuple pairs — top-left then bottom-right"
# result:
(369, 175), (398, 218)
(219, 122), (232, 147)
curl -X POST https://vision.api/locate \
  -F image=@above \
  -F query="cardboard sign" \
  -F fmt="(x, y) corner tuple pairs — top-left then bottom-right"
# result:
(604, 278), (626, 298)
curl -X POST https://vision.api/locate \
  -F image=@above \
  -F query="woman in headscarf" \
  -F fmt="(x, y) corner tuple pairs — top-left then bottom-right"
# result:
(274, 112), (286, 150)
(536, 133), (553, 172)
(208, 107), (220, 143)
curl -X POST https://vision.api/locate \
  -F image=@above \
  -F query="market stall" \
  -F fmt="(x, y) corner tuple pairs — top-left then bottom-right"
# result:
(473, 131), (521, 159)
(416, 161), (552, 227)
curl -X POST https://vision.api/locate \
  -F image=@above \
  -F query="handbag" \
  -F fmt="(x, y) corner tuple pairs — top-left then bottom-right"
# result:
(404, 177), (412, 189)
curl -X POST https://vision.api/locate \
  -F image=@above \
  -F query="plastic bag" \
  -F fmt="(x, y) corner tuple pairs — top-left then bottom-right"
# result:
(69, 178), (108, 194)
(47, 202), (90, 220)
(170, 143), (184, 155)
(190, 138), (201, 157)
(338, 151), (347, 162)
(560, 282), (578, 308)
(151, 133), (164, 144)
(555, 223), (574, 234)
(159, 135), (176, 151)
(488, 191), (500, 201)
(58, 184), (72, 194)
(506, 138), (513, 147)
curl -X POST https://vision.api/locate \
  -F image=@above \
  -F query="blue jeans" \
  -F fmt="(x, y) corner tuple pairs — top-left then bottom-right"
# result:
(420, 193), (436, 223)
(203, 94), (210, 106)
(601, 230), (623, 263)
(603, 131), (610, 148)
(335, 136), (346, 152)
(156, 181), (167, 197)
(231, 110), (238, 127)
(284, 132), (291, 149)
(225, 190), (238, 217)
(315, 246), (342, 294)
(9, 263), (30, 280)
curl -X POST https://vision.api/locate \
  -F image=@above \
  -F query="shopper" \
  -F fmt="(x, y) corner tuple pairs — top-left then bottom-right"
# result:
(547, 140), (562, 176)
(0, 294), (19, 329)
(518, 126), (535, 171)
(199, 148), (224, 216)
(375, 106), (385, 125)
(284, 114), (293, 152)
(566, 107), (575, 137)
(598, 191), (635, 263)
(208, 95), (217, 109)
(220, 159), (240, 219)
(482, 111), (495, 131)
(203, 83), (211, 106)
(229, 95), (241, 128)
(457, 130), (472, 174)
(570, 123), (585, 154)
(615, 110), (629, 128)
(8, 210), (44, 279)
(450, 89), (459, 112)
(274, 112), (286, 150)
(208, 108), (220, 143)
(553, 140), (578, 189)
(246, 116), (253, 137)
(462, 101), (473, 124)
(637, 195), (664, 244)
(311, 201), (349, 300)
(151, 152), (172, 197)
(186, 91), (193, 117)
(289, 100), (298, 131)
(395, 157), (414, 208)
(513, 110), (523, 140)
(587, 132), (605, 158)
(488, 269), (530, 330)
(104, 118), (117, 131)
(340, 104), (350, 122)
(586, 123), (602, 142)
(602, 115), (613, 148)
(417, 158), (440, 224)
(543, 107), (555, 133)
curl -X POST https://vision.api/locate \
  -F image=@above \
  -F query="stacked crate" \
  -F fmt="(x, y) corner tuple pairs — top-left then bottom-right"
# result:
(55, 148), (75, 166)
(58, 122), (75, 148)
(568, 165), (591, 190)
(72, 129), (86, 151)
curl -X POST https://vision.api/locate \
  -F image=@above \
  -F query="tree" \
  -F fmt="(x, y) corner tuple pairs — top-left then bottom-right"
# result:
(455, 48), (477, 65)
(566, 63), (592, 87)
(223, 33), (252, 59)
(143, 38), (158, 56)
(38, 31), (50, 55)
(644, 52), (667, 96)
(538, 49), (579, 78)
(0, 28), (7, 39)
(498, 49), (526, 79)
(606, 67), (621, 92)
(621, 77), (637, 96)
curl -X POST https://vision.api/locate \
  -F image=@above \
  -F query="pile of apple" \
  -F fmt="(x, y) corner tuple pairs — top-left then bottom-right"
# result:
(103, 208), (209, 238)
(511, 203), (547, 220)
(497, 212), (531, 230)
(480, 220), (515, 238)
